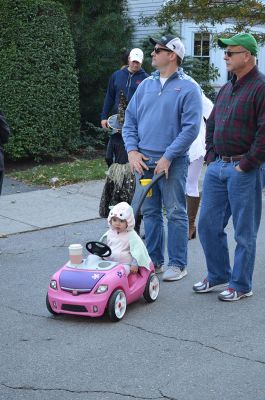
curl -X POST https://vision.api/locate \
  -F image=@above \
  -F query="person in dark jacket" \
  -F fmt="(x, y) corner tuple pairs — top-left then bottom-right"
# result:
(0, 111), (10, 195)
(104, 90), (129, 168)
(99, 91), (136, 219)
(101, 47), (148, 131)
(99, 49), (148, 231)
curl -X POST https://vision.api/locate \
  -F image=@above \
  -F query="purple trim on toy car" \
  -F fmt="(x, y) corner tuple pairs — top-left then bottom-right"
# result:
(59, 270), (105, 292)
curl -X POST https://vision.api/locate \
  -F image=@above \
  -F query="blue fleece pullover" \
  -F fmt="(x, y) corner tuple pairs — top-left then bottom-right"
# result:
(122, 70), (202, 161)
(101, 67), (149, 120)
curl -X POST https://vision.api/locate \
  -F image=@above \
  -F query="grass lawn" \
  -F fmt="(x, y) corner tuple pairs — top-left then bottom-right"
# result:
(7, 158), (107, 186)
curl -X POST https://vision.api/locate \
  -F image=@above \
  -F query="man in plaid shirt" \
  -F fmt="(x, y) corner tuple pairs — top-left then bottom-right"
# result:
(192, 33), (265, 301)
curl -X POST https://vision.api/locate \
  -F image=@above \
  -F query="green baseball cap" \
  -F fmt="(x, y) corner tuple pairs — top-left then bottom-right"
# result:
(218, 33), (258, 56)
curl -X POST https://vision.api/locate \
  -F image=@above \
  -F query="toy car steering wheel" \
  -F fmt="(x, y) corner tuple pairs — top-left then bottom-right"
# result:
(86, 241), (112, 257)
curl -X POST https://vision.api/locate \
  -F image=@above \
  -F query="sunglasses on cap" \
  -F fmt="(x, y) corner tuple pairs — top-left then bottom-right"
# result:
(153, 47), (173, 54)
(224, 50), (248, 57)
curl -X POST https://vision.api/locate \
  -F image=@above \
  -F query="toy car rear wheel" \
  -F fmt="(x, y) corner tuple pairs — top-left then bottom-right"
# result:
(46, 293), (58, 316)
(108, 290), (127, 322)
(143, 273), (159, 302)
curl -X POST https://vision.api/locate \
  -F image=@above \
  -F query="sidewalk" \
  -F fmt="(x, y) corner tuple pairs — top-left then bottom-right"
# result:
(0, 180), (105, 236)
(1, 169), (265, 237)
(1, 166), (206, 236)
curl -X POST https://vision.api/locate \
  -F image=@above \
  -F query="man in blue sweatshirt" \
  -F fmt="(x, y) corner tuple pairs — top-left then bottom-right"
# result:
(122, 35), (202, 281)
(100, 48), (149, 130)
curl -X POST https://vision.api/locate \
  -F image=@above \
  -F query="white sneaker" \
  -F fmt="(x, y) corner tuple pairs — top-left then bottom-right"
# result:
(193, 278), (229, 293)
(218, 288), (253, 301)
(162, 266), (187, 281)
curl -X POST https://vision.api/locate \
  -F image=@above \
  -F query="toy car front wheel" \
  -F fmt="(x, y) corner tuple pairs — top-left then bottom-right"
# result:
(46, 293), (59, 316)
(143, 273), (159, 302)
(108, 290), (127, 322)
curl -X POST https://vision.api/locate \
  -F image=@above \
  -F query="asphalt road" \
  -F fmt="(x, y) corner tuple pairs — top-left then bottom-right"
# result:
(1, 210), (265, 400)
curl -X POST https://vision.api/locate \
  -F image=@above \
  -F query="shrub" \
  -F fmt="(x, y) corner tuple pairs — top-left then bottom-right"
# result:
(79, 122), (109, 156)
(0, 0), (80, 160)
(59, 0), (134, 126)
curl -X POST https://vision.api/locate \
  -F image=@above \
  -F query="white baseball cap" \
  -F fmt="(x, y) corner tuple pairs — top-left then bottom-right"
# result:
(129, 48), (144, 63)
(150, 35), (185, 60)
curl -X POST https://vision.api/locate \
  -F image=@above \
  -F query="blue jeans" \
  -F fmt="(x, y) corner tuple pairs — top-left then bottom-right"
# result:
(198, 159), (262, 292)
(133, 156), (189, 267)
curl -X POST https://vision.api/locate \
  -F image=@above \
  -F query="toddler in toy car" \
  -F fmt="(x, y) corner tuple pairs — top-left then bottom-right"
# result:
(100, 202), (151, 275)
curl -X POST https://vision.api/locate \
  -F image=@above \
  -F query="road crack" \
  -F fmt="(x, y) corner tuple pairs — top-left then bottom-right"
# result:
(123, 322), (265, 366)
(2, 305), (54, 320)
(0, 383), (165, 399)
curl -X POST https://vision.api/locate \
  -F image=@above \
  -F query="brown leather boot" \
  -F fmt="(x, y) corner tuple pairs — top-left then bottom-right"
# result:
(186, 195), (200, 240)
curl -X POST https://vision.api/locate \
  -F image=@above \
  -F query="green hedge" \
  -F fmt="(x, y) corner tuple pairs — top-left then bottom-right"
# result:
(0, 0), (80, 160)
(59, 0), (134, 126)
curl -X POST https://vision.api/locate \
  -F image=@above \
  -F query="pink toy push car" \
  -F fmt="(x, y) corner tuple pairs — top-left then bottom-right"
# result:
(46, 171), (164, 322)
(46, 241), (160, 322)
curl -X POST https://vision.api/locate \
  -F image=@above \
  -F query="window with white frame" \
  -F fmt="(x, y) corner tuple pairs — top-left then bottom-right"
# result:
(193, 32), (210, 64)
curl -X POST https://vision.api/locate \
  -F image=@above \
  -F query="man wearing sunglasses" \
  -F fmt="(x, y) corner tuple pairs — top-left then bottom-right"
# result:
(122, 35), (202, 281)
(193, 33), (265, 301)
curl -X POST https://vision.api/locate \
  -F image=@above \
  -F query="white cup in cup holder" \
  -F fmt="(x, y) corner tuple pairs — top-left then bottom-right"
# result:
(68, 244), (83, 264)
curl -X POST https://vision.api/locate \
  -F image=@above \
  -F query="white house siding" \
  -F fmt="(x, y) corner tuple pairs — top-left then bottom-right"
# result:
(182, 22), (265, 88)
(128, 1), (265, 87)
(127, 0), (181, 44)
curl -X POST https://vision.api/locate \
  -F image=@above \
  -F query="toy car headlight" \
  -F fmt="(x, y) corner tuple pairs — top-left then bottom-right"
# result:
(50, 280), (58, 290)
(95, 285), (108, 294)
